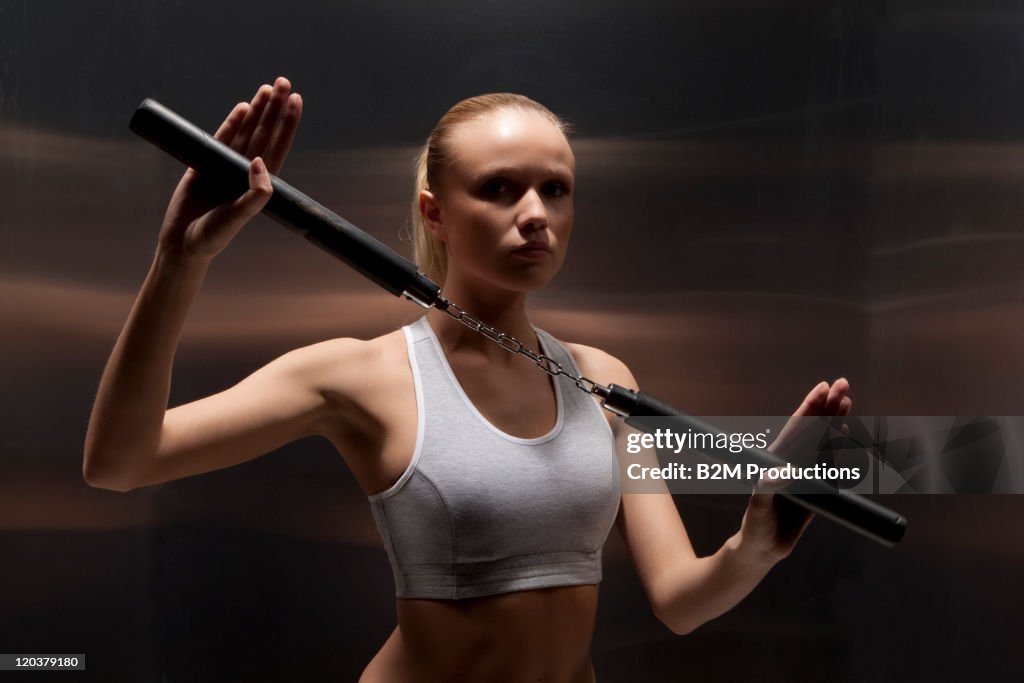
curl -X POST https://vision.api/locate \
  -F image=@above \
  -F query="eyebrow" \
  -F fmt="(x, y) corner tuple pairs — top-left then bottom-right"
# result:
(470, 166), (574, 183)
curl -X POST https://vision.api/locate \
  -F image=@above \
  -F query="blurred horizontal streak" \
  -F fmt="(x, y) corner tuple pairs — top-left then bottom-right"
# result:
(2, 274), (855, 344)
(571, 136), (868, 178)
(1, 123), (875, 176)
(0, 471), (155, 531)
(6, 267), (1017, 416)
(0, 275), (417, 350)
(0, 123), (154, 170)
(870, 141), (1024, 180)
(870, 233), (1024, 257)
(2, 274), (856, 365)
(0, 468), (382, 546)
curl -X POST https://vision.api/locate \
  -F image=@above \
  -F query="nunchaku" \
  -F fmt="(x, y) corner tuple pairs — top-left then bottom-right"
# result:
(129, 98), (907, 547)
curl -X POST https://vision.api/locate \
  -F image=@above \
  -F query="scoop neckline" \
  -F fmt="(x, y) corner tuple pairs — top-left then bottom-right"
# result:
(419, 316), (565, 445)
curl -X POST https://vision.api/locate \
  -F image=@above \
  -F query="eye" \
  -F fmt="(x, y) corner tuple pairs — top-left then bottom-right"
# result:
(481, 178), (510, 194)
(543, 181), (570, 197)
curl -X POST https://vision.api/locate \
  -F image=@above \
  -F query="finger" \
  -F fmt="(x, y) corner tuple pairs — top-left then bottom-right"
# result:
(833, 396), (853, 438)
(753, 473), (789, 496)
(262, 93), (303, 174)
(174, 166), (200, 193)
(228, 156), (274, 221)
(839, 395), (852, 417)
(825, 377), (849, 414)
(825, 379), (851, 435)
(748, 487), (776, 513)
(797, 381), (829, 415)
(231, 84), (274, 154)
(246, 77), (292, 157)
(212, 102), (250, 144)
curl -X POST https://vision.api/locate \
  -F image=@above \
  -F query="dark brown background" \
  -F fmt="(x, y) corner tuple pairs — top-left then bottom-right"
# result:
(2, 0), (1022, 680)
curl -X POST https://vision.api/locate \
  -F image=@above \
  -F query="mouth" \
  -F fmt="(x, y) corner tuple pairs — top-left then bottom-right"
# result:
(511, 242), (552, 257)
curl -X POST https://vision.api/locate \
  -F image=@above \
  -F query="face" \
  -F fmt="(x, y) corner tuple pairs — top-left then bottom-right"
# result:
(421, 109), (575, 292)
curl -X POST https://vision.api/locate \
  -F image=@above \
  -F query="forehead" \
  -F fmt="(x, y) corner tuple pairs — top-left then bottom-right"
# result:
(446, 109), (575, 181)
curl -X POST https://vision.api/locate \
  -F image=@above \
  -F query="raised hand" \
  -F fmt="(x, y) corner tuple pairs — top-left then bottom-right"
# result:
(157, 76), (303, 261)
(736, 378), (852, 564)
(769, 378), (852, 459)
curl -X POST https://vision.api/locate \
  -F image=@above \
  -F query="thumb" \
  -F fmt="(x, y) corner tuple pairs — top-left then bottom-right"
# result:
(753, 472), (790, 496)
(229, 156), (274, 220)
(747, 484), (776, 515)
(747, 473), (788, 513)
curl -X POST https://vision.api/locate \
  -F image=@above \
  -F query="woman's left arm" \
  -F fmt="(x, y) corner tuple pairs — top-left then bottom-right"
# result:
(572, 345), (850, 635)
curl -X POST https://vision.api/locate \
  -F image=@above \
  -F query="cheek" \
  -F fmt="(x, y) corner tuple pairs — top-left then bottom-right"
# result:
(555, 198), (574, 222)
(445, 218), (499, 265)
(451, 206), (507, 245)
(556, 205), (574, 239)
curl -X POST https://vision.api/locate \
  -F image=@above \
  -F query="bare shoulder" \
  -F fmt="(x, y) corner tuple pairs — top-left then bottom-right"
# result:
(295, 328), (405, 369)
(303, 327), (418, 493)
(560, 341), (639, 391)
(289, 328), (409, 400)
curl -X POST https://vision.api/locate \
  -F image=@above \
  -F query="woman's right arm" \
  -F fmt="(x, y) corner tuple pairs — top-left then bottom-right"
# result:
(84, 77), (308, 491)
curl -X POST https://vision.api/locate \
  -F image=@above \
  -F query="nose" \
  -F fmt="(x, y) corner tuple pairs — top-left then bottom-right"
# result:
(516, 188), (549, 233)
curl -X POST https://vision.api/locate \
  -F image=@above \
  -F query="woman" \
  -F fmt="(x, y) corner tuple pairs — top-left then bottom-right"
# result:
(84, 76), (852, 681)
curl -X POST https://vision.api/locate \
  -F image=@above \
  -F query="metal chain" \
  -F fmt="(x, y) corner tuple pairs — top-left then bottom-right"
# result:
(433, 296), (609, 397)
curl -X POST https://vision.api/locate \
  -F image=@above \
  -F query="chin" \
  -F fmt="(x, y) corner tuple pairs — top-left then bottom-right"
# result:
(454, 258), (564, 294)
(500, 266), (561, 293)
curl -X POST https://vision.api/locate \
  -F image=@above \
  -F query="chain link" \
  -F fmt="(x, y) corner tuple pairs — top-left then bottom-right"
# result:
(435, 297), (608, 396)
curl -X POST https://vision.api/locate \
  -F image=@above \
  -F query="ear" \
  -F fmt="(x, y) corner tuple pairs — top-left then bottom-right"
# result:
(418, 189), (447, 242)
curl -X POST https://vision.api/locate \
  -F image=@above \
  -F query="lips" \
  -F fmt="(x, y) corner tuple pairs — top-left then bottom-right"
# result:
(511, 241), (551, 255)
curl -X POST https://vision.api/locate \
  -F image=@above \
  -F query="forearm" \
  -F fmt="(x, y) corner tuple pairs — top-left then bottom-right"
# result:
(654, 531), (777, 635)
(83, 247), (211, 490)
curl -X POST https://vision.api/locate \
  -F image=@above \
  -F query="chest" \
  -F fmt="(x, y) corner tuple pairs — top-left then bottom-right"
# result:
(411, 353), (618, 527)
(356, 357), (563, 486)
(446, 356), (559, 440)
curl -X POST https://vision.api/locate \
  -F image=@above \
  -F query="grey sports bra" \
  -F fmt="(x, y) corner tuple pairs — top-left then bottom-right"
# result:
(368, 316), (621, 600)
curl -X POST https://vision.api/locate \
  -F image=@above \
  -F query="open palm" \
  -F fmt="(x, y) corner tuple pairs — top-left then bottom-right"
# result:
(737, 378), (852, 564)
(158, 76), (303, 260)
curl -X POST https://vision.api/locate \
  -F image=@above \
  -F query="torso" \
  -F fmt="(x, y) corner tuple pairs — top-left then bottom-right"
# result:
(313, 322), (616, 682)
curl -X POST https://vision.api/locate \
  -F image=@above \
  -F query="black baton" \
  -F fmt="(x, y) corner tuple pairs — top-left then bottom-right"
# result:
(602, 385), (906, 547)
(130, 98), (441, 309)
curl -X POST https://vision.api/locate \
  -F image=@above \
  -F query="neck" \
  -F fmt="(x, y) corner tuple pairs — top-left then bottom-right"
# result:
(427, 274), (537, 361)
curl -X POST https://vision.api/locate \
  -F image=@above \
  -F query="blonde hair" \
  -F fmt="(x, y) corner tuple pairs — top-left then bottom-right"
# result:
(411, 94), (572, 285)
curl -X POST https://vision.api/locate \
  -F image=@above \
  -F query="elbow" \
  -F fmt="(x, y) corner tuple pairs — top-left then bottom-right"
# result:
(653, 604), (697, 636)
(659, 614), (697, 637)
(666, 622), (694, 637)
(648, 556), (712, 636)
(84, 472), (136, 493)
(82, 453), (138, 493)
